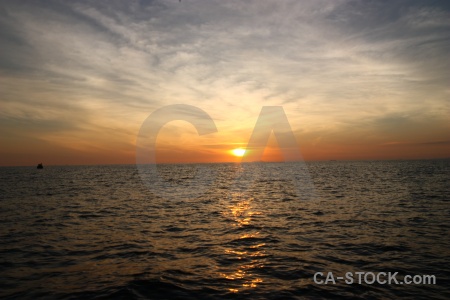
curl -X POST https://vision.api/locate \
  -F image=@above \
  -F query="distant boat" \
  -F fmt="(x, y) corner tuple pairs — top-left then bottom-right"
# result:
(37, 163), (43, 169)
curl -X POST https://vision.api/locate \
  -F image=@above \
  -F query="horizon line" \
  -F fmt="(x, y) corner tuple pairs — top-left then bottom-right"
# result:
(1, 157), (449, 168)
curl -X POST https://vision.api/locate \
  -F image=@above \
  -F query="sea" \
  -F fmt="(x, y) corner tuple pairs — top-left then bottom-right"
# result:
(0, 160), (449, 299)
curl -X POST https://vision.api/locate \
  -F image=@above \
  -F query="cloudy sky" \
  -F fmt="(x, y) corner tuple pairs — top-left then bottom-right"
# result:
(1, 0), (449, 165)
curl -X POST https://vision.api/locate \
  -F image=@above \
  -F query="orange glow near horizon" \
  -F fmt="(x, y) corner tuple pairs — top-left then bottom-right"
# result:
(1, 124), (450, 166)
(2, 103), (450, 166)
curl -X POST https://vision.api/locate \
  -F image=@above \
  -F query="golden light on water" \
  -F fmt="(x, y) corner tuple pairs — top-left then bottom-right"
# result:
(220, 194), (265, 293)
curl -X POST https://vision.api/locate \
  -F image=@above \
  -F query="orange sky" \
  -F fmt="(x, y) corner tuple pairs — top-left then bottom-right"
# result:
(1, 1), (449, 166)
(1, 118), (449, 166)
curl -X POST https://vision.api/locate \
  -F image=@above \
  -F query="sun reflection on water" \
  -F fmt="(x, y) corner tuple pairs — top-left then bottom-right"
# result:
(220, 194), (266, 293)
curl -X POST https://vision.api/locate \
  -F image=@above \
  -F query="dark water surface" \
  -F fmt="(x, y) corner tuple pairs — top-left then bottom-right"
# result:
(1, 160), (449, 299)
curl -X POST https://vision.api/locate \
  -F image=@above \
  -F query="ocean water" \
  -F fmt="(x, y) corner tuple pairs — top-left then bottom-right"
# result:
(0, 160), (449, 299)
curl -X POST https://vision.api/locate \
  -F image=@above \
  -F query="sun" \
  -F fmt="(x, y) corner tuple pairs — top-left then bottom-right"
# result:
(231, 148), (246, 157)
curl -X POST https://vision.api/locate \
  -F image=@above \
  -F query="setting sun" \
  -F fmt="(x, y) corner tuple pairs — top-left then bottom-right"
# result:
(231, 148), (246, 157)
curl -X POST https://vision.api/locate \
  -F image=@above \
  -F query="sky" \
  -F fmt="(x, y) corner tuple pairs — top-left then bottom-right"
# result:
(1, 0), (449, 166)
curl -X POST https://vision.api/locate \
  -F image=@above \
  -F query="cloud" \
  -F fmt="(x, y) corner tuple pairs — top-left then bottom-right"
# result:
(1, 0), (449, 164)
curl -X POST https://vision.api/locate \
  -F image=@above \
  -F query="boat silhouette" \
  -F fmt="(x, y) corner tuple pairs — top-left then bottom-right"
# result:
(37, 163), (43, 169)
